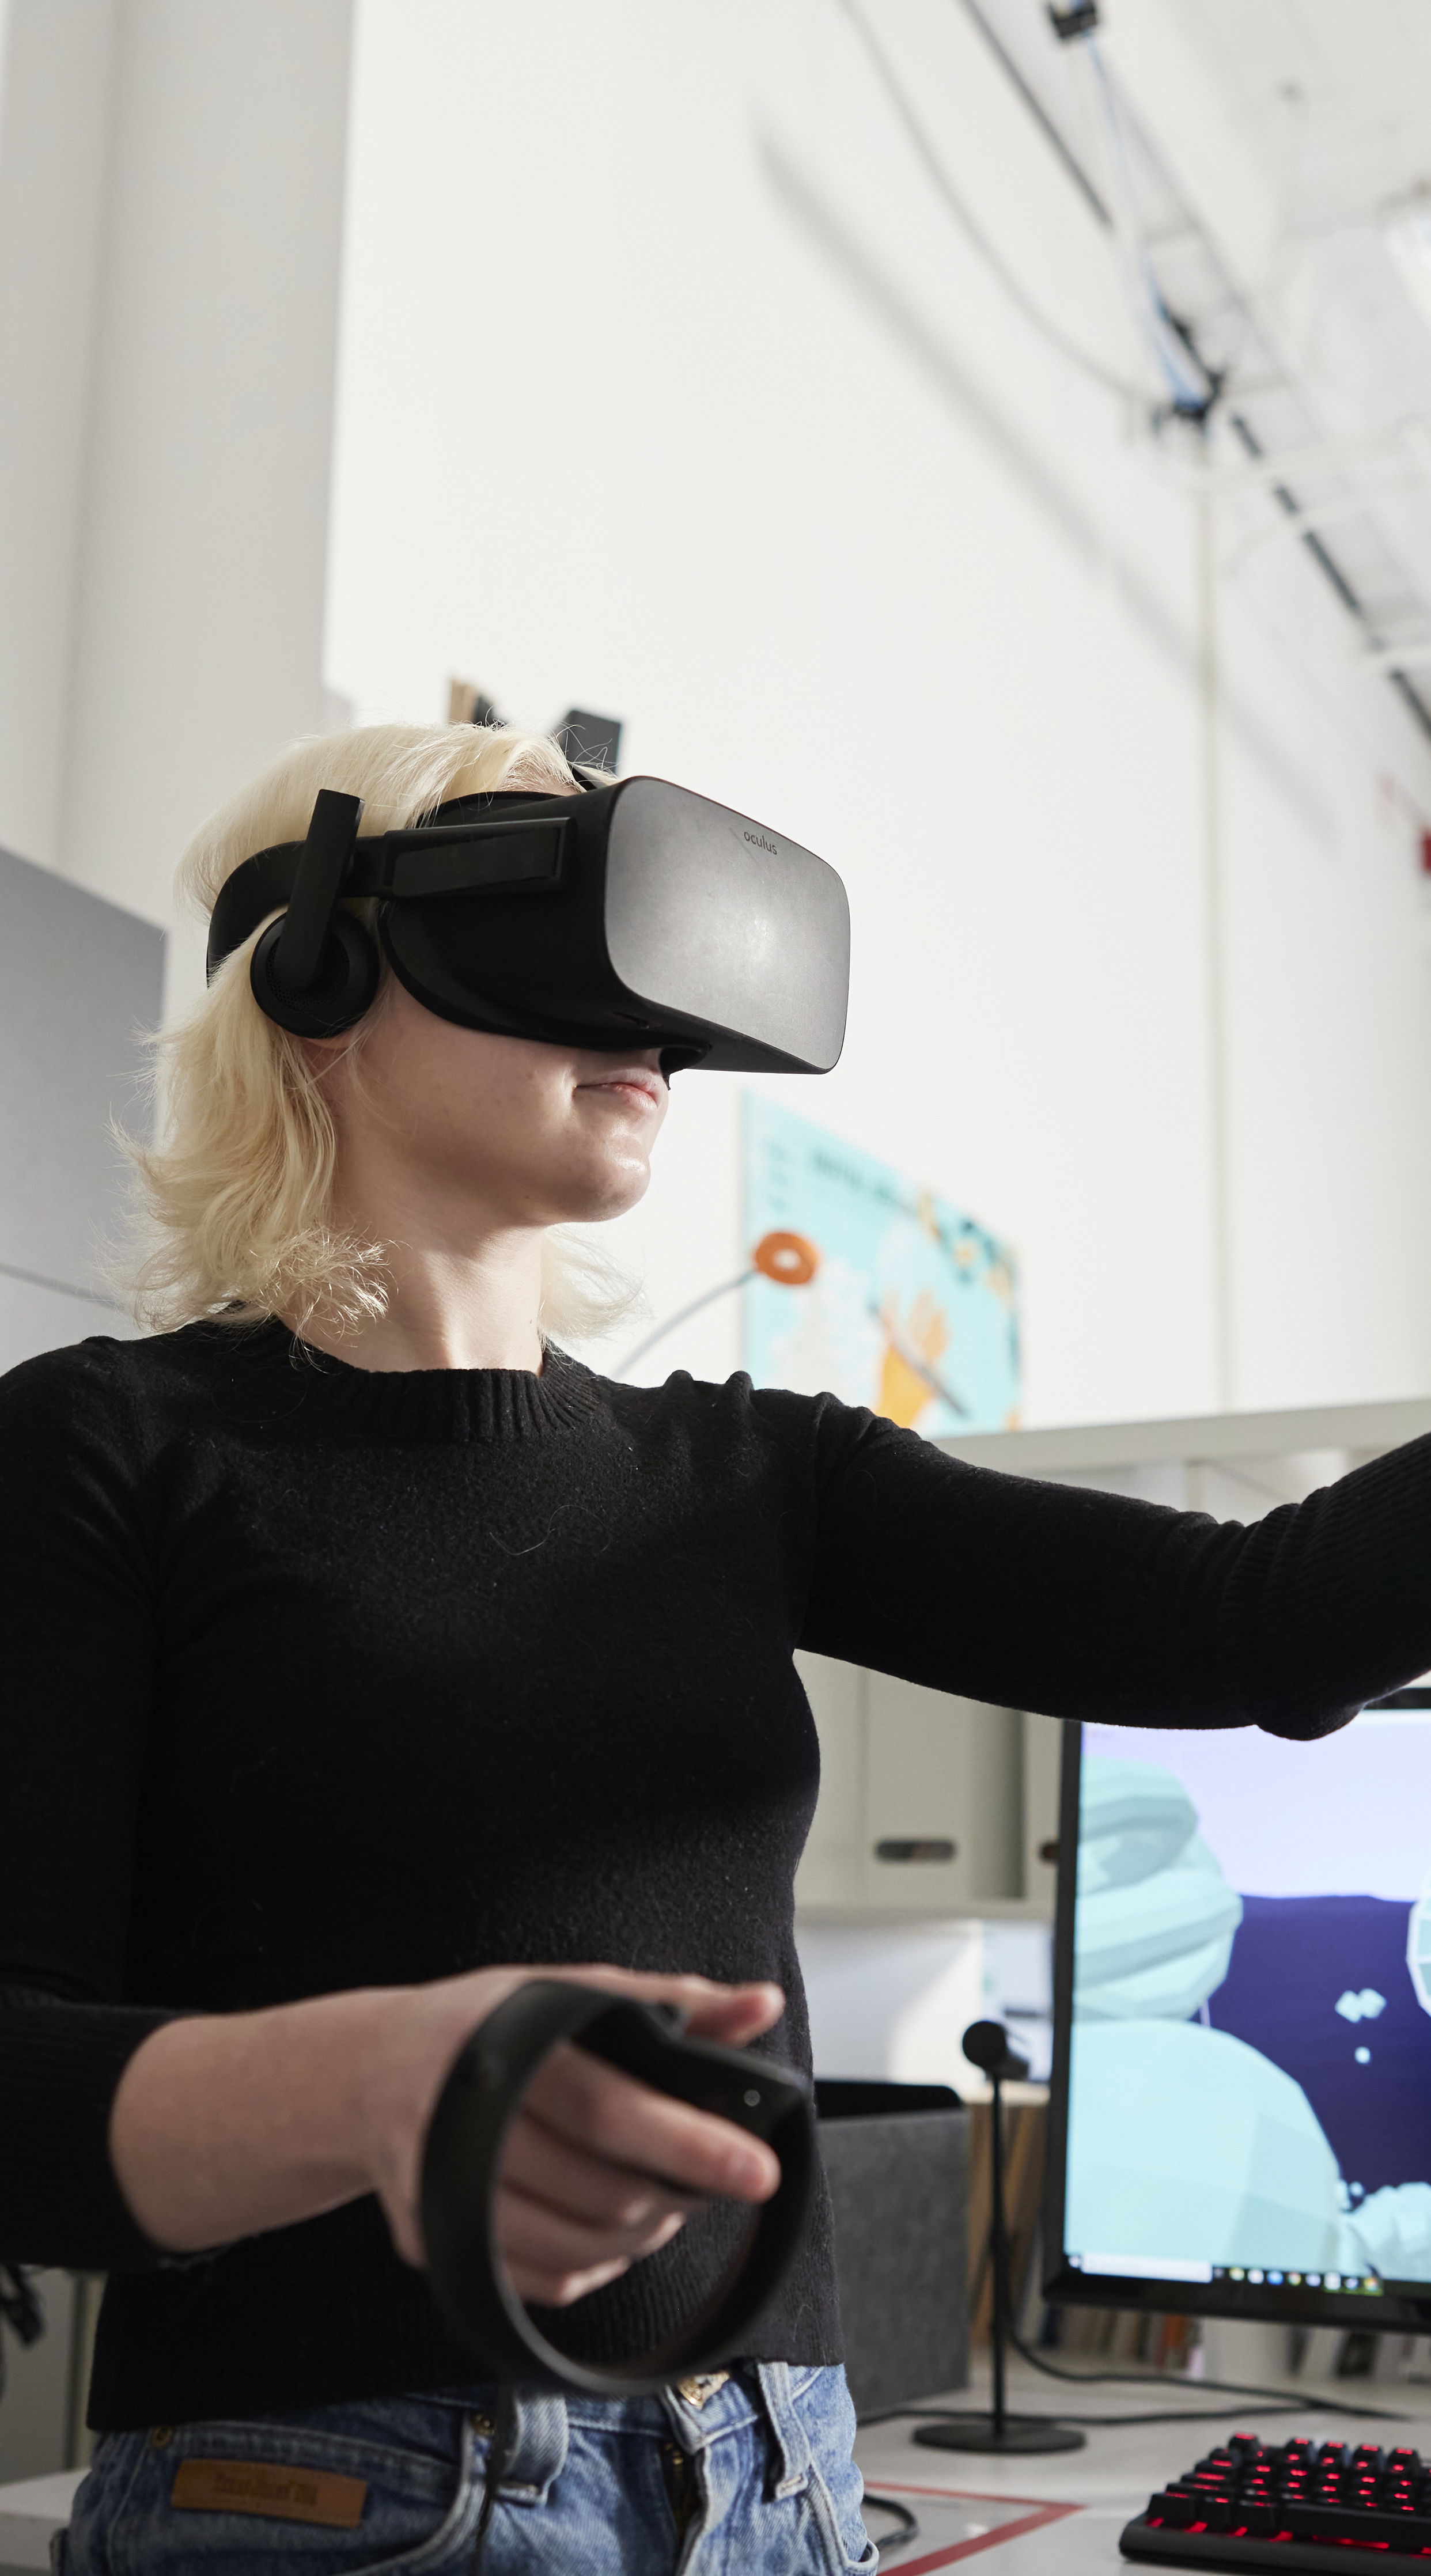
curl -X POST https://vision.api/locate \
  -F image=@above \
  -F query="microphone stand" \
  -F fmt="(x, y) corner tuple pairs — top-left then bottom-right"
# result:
(914, 2020), (1084, 2456)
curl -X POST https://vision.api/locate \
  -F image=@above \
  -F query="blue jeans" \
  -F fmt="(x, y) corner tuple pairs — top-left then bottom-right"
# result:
(56, 2363), (876, 2574)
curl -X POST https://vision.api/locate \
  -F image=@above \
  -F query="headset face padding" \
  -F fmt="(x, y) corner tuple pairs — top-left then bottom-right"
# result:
(248, 908), (381, 1039)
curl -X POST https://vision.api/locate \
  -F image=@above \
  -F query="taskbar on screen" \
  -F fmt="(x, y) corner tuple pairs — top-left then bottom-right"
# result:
(1213, 2263), (1383, 2297)
(1066, 2252), (1385, 2299)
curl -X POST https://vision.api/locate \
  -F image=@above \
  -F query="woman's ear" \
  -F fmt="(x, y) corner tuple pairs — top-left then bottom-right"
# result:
(297, 971), (393, 1077)
(298, 1030), (358, 1076)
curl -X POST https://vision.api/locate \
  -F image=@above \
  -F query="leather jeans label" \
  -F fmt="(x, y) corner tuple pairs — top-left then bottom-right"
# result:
(170, 2457), (368, 2527)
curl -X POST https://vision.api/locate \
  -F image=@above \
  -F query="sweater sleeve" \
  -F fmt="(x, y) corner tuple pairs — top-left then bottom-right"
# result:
(798, 1401), (1431, 1740)
(0, 1342), (176, 2268)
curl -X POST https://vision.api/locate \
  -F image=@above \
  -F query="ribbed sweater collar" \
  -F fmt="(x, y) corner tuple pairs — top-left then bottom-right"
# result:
(187, 1317), (607, 1442)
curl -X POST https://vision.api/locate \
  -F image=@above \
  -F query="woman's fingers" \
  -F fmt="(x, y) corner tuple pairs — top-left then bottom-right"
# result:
(483, 1981), (788, 2304)
(503, 2247), (635, 2306)
(540, 1967), (785, 2047)
(495, 2174), (687, 2297)
(520, 2041), (782, 2204)
(678, 1982), (785, 2047)
(498, 2103), (702, 2234)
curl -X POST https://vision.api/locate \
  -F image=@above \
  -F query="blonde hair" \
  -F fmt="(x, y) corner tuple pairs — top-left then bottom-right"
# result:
(128, 721), (635, 1344)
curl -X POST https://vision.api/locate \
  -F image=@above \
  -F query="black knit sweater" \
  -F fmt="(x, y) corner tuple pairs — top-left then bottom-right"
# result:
(2, 1322), (1430, 2430)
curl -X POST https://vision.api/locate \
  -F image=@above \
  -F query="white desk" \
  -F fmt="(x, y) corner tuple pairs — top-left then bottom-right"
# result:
(854, 2362), (1431, 2570)
(0, 2468), (82, 2572)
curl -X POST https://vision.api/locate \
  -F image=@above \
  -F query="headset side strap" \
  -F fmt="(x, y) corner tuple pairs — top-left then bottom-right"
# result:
(207, 815), (572, 979)
(269, 791), (365, 996)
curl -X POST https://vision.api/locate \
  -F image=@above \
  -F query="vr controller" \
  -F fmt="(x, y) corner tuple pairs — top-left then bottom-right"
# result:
(419, 1980), (816, 2395)
(209, 775), (850, 1077)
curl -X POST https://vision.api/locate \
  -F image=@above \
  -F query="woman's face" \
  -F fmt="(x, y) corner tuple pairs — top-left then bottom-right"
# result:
(317, 975), (670, 1234)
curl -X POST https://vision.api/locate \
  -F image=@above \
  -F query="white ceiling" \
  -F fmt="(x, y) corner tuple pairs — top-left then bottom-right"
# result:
(1175, 0), (1431, 671)
(1179, 0), (1431, 237)
(974, 0), (1431, 696)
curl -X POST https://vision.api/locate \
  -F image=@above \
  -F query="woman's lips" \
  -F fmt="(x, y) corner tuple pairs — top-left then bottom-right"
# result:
(577, 1073), (664, 1111)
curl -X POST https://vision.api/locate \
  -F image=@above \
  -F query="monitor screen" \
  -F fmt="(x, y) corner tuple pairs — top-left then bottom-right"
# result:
(1046, 1694), (1431, 2331)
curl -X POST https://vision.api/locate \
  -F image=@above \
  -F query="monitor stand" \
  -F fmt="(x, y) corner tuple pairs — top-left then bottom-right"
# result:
(915, 2412), (1085, 2454)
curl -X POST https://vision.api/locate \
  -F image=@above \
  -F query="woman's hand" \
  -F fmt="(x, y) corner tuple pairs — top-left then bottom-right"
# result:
(111, 1963), (783, 2302)
(362, 1965), (785, 2305)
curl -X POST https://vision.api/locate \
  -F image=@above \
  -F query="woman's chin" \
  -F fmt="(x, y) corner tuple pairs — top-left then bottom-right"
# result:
(560, 1157), (653, 1225)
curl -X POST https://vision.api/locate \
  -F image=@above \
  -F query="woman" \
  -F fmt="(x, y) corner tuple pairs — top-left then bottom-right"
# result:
(3, 718), (1430, 2575)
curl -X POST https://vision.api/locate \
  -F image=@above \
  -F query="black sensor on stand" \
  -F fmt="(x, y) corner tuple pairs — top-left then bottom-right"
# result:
(914, 2020), (1085, 2456)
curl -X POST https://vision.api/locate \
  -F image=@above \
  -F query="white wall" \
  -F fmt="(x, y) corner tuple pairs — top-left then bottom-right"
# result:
(797, 1917), (1053, 2090)
(323, 0), (1431, 1427)
(1218, 526), (1431, 1408)
(798, 1922), (986, 2091)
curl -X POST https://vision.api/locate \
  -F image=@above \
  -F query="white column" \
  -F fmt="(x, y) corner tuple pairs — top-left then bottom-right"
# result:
(0, 0), (120, 873)
(0, 0), (354, 1010)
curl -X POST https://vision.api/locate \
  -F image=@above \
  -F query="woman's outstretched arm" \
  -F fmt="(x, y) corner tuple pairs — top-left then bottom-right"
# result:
(801, 1403), (1431, 1736)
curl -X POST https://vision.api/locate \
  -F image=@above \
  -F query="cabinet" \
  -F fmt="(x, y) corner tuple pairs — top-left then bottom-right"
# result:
(793, 1652), (1063, 1920)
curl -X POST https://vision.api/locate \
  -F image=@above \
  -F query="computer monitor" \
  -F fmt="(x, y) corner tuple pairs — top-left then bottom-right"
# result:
(1044, 1690), (1431, 2336)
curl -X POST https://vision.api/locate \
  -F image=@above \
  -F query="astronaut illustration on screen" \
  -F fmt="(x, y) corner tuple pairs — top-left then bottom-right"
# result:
(1065, 1727), (1431, 2288)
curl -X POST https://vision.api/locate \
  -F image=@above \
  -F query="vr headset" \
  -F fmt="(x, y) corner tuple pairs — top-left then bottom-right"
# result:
(207, 772), (850, 1075)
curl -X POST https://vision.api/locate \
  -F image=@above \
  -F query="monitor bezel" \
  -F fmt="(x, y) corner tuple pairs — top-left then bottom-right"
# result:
(1042, 1711), (1431, 2335)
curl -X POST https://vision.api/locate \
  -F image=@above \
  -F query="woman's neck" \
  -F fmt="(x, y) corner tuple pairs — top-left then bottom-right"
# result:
(289, 1228), (547, 1374)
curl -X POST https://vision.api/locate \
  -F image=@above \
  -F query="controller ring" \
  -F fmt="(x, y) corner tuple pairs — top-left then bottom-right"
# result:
(419, 1979), (815, 2395)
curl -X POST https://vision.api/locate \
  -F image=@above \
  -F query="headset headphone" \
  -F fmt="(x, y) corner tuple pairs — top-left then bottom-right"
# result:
(243, 770), (610, 1044)
(246, 790), (378, 1039)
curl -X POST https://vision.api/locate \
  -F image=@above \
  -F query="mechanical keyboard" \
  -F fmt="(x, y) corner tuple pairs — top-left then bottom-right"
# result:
(1120, 2432), (1431, 2570)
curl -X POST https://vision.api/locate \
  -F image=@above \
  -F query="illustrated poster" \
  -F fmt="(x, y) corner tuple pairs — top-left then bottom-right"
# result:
(740, 1095), (1020, 1435)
